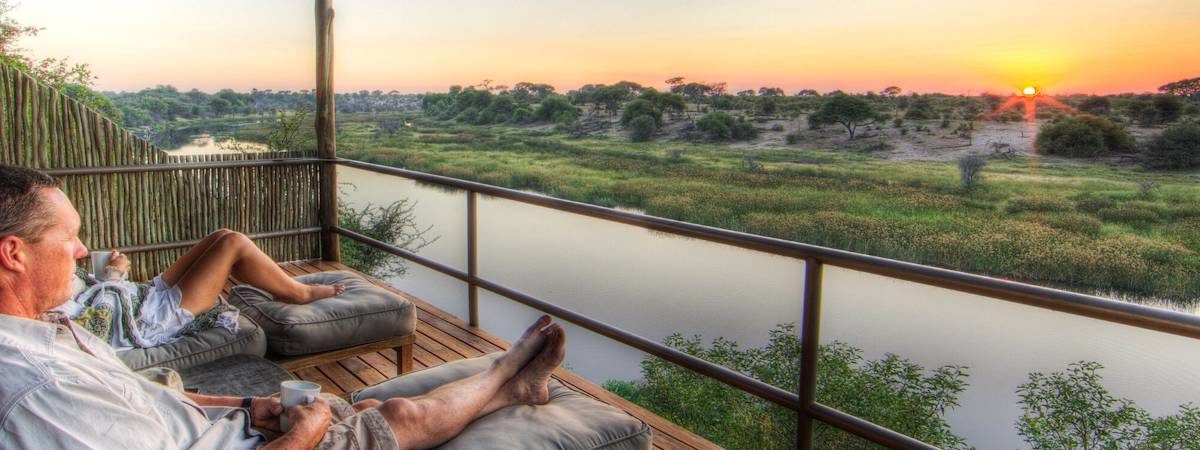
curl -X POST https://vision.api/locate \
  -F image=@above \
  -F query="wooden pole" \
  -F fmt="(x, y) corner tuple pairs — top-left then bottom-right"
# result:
(315, 0), (339, 261)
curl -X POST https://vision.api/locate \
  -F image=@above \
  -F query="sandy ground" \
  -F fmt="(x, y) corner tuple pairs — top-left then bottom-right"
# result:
(568, 108), (1163, 162)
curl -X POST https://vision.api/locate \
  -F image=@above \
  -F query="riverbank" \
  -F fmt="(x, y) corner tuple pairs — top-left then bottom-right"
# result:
(222, 112), (1200, 304)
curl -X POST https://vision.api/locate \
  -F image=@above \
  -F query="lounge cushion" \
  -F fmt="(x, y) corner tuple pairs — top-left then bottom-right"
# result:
(351, 353), (653, 450)
(228, 271), (416, 356)
(117, 315), (267, 371)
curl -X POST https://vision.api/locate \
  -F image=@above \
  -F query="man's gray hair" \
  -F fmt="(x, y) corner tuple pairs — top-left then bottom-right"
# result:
(0, 165), (63, 242)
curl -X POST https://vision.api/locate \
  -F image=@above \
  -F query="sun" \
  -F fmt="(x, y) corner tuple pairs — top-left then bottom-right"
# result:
(1022, 86), (1039, 97)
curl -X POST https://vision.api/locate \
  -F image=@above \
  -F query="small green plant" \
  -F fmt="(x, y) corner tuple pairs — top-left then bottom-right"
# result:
(337, 190), (437, 279)
(957, 153), (987, 190)
(664, 148), (685, 162)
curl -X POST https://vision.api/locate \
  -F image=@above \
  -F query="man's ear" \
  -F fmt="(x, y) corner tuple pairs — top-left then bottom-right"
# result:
(0, 237), (28, 273)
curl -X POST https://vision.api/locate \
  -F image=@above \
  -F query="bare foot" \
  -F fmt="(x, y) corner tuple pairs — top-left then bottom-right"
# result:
(492, 315), (552, 377)
(500, 324), (565, 405)
(299, 283), (344, 302)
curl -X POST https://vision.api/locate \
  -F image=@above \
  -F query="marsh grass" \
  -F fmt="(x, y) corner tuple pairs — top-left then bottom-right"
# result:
(239, 113), (1200, 302)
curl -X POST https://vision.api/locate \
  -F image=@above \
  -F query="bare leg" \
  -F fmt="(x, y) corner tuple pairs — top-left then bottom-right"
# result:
(159, 229), (234, 286)
(373, 320), (566, 450)
(173, 231), (341, 315)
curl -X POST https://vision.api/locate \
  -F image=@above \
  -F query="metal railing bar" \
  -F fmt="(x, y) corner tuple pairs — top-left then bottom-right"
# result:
(107, 227), (322, 253)
(333, 224), (803, 410)
(42, 157), (325, 176)
(334, 227), (470, 283)
(797, 258), (824, 449)
(337, 158), (1200, 340)
(467, 191), (480, 327)
(808, 403), (941, 450)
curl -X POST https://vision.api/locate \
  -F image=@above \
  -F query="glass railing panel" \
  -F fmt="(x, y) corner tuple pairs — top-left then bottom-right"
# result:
(819, 265), (1200, 449)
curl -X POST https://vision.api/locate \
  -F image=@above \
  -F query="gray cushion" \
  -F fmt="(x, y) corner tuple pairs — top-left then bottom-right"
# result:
(180, 355), (295, 397)
(351, 353), (653, 450)
(228, 271), (416, 356)
(117, 315), (267, 371)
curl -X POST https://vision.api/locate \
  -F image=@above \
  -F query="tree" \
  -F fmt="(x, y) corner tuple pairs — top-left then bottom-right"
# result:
(1035, 115), (1134, 158)
(881, 86), (902, 97)
(795, 89), (820, 97)
(534, 95), (579, 124)
(808, 94), (879, 140)
(604, 324), (970, 449)
(758, 86), (784, 97)
(509, 82), (556, 104)
(1158, 77), (1200, 97)
(638, 89), (686, 117)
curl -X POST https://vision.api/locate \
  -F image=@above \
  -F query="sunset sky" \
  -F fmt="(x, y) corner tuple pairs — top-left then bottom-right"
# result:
(10, 0), (1200, 95)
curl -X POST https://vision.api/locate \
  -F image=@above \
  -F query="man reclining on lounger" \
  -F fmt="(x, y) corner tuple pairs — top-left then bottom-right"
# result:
(0, 164), (566, 450)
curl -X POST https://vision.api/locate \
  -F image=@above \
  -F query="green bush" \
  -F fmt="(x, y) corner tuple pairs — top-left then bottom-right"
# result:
(1017, 361), (1200, 449)
(628, 115), (657, 142)
(1041, 213), (1103, 236)
(1144, 122), (1200, 169)
(697, 111), (758, 141)
(535, 95), (580, 123)
(604, 324), (970, 449)
(1036, 115), (1132, 157)
(620, 99), (662, 126)
(337, 197), (436, 278)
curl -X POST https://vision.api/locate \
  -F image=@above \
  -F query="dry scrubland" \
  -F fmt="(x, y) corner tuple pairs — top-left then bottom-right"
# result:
(275, 112), (1200, 306)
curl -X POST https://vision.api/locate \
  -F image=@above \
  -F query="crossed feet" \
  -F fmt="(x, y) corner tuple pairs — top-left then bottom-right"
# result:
(494, 315), (566, 406)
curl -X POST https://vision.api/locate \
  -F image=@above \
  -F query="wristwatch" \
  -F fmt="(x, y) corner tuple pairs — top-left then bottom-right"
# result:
(241, 397), (254, 409)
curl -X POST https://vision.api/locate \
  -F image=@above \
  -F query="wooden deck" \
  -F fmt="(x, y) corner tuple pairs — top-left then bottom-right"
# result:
(264, 260), (719, 450)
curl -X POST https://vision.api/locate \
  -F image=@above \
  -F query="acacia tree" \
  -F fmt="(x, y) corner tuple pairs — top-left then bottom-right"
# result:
(882, 86), (903, 97)
(808, 94), (879, 140)
(1158, 77), (1200, 97)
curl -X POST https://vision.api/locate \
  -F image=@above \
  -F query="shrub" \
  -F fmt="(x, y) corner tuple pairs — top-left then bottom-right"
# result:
(957, 154), (987, 189)
(534, 95), (580, 123)
(785, 132), (801, 144)
(620, 98), (662, 126)
(664, 148), (685, 162)
(1017, 361), (1200, 450)
(1078, 96), (1111, 115)
(697, 111), (758, 141)
(338, 197), (436, 278)
(1144, 121), (1200, 169)
(1036, 116), (1108, 157)
(628, 115), (657, 142)
(605, 325), (970, 449)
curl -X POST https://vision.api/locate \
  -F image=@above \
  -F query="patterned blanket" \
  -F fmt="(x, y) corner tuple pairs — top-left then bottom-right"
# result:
(59, 267), (239, 350)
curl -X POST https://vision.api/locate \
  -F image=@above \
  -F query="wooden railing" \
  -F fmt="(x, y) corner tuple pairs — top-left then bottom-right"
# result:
(0, 64), (324, 280)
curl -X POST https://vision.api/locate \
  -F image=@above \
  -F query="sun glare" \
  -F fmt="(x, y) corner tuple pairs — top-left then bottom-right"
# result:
(1022, 86), (1038, 97)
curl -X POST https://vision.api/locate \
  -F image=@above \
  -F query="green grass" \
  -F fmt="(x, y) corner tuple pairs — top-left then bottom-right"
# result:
(241, 112), (1200, 303)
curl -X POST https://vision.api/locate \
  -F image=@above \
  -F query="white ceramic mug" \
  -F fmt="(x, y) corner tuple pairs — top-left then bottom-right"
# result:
(279, 380), (322, 432)
(89, 251), (113, 276)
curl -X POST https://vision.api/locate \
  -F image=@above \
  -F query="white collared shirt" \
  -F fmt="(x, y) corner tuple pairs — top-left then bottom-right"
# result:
(0, 313), (263, 449)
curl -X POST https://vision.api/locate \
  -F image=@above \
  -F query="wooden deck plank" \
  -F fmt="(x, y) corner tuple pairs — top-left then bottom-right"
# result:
(317, 361), (367, 394)
(339, 356), (389, 387)
(294, 366), (344, 397)
(287, 260), (718, 450)
(360, 352), (398, 378)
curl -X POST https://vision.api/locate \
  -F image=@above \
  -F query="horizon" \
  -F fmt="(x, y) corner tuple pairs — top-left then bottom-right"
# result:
(10, 0), (1200, 96)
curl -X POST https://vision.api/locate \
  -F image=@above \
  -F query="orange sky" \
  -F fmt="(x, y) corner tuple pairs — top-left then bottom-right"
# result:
(11, 0), (1200, 94)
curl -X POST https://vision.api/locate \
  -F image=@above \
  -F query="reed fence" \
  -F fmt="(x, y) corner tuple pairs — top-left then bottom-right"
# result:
(0, 63), (321, 280)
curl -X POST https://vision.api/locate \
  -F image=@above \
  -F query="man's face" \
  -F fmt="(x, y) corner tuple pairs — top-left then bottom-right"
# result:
(23, 188), (89, 311)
